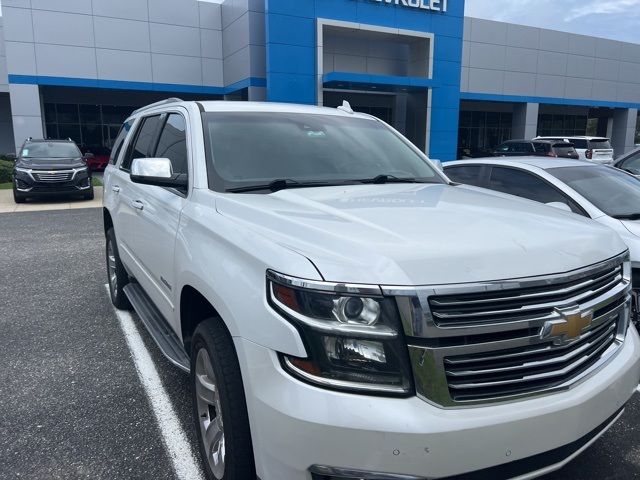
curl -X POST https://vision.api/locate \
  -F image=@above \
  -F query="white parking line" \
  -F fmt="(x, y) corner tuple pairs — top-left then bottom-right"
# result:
(105, 285), (204, 480)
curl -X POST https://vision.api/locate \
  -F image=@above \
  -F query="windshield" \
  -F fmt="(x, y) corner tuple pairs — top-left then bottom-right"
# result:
(21, 142), (81, 159)
(202, 112), (443, 192)
(548, 165), (640, 217)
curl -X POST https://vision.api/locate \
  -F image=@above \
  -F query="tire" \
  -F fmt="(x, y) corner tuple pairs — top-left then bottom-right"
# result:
(84, 185), (95, 200)
(191, 318), (256, 480)
(13, 184), (26, 203)
(106, 228), (131, 310)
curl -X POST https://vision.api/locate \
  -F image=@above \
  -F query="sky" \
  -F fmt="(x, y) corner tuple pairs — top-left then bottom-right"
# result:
(464, 0), (640, 43)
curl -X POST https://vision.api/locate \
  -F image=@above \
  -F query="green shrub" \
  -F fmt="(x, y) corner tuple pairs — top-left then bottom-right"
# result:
(0, 159), (12, 184)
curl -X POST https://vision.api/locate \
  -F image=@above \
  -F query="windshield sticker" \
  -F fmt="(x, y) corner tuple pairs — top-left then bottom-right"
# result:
(22, 149), (28, 156)
(307, 131), (326, 138)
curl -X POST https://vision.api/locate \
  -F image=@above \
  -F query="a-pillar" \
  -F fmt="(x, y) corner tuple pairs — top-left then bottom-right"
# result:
(611, 108), (638, 156)
(512, 103), (539, 140)
(9, 84), (43, 153)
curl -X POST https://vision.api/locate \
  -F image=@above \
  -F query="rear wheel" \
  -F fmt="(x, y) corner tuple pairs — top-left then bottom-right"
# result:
(106, 228), (131, 310)
(191, 318), (255, 480)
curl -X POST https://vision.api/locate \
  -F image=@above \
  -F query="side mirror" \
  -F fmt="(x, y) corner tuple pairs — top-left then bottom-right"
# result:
(4, 153), (16, 161)
(431, 159), (443, 172)
(83, 152), (94, 159)
(545, 201), (572, 213)
(130, 157), (188, 189)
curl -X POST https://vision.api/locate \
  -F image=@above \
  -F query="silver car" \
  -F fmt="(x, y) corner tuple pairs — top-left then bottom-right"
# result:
(444, 156), (640, 324)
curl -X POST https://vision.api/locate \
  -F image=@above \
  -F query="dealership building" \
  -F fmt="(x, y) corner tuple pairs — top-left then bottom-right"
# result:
(0, 0), (638, 161)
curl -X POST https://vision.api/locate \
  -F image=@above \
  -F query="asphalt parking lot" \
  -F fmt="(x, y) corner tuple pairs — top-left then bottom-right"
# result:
(0, 207), (639, 479)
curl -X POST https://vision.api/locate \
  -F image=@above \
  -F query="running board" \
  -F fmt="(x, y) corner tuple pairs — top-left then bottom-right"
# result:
(124, 283), (190, 372)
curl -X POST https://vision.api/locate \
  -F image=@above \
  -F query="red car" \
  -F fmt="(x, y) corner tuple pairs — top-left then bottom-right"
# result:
(80, 145), (111, 171)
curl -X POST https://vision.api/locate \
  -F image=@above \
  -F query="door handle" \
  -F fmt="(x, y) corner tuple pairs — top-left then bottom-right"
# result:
(112, 185), (120, 193)
(131, 200), (144, 211)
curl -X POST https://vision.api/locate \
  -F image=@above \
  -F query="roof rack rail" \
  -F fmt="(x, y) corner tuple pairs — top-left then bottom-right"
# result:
(132, 97), (184, 115)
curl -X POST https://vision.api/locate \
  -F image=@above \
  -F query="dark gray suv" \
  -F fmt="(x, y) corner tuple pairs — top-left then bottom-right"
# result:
(12, 139), (94, 203)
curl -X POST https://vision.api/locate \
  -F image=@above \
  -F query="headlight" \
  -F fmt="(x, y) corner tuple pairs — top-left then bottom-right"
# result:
(15, 167), (31, 174)
(267, 271), (413, 396)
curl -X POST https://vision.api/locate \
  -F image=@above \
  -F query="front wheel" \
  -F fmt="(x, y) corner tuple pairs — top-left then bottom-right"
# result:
(191, 318), (255, 480)
(84, 185), (95, 200)
(13, 185), (26, 203)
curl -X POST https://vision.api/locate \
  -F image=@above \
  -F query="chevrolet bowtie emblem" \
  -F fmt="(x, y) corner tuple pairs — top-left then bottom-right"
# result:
(541, 307), (593, 345)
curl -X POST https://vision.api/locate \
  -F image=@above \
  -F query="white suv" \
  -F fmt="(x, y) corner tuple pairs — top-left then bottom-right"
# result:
(535, 136), (614, 164)
(103, 99), (640, 480)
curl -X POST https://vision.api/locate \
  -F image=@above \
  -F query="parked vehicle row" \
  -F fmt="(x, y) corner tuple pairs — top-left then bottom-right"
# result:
(491, 136), (614, 164)
(103, 99), (639, 480)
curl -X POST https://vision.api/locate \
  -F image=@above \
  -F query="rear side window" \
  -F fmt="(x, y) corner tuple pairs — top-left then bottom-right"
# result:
(533, 142), (549, 153)
(509, 142), (534, 153)
(109, 120), (133, 165)
(154, 114), (188, 175)
(445, 165), (485, 187)
(488, 166), (583, 214)
(121, 115), (162, 170)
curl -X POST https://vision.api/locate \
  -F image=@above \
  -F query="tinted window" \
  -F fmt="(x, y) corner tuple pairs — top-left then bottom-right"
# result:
(121, 115), (161, 170)
(553, 144), (578, 157)
(507, 142), (534, 153)
(533, 142), (549, 153)
(548, 165), (640, 218)
(572, 139), (588, 149)
(589, 139), (612, 149)
(620, 150), (640, 175)
(444, 165), (485, 187)
(109, 120), (132, 165)
(488, 167), (576, 207)
(496, 143), (510, 153)
(202, 112), (442, 192)
(21, 142), (81, 159)
(155, 114), (188, 175)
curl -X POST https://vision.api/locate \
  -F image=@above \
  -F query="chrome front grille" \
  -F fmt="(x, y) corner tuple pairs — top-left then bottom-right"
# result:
(429, 263), (621, 328)
(32, 170), (74, 182)
(385, 253), (632, 407)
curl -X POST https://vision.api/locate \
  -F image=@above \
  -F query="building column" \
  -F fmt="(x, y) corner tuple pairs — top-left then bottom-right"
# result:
(611, 108), (638, 157)
(9, 84), (44, 153)
(512, 103), (539, 139)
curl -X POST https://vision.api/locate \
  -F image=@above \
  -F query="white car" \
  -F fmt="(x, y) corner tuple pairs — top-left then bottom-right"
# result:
(444, 157), (640, 323)
(535, 136), (614, 164)
(103, 100), (639, 480)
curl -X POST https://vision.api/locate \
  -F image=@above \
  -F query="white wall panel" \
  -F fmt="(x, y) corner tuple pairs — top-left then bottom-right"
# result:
(150, 23), (201, 57)
(96, 49), (153, 83)
(94, 17), (150, 52)
(32, 10), (95, 48)
(35, 44), (97, 78)
(151, 53), (202, 85)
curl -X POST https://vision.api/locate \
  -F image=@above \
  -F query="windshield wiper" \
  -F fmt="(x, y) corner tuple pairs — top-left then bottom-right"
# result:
(612, 213), (640, 220)
(227, 178), (335, 193)
(359, 174), (434, 185)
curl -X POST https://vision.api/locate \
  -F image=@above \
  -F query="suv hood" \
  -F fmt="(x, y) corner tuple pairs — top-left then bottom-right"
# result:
(216, 184), (626, 285)
(17, 157), (85, 169)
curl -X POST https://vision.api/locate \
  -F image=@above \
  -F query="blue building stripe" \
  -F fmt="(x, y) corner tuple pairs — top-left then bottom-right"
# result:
(8, 74), (267, 95)
(323, 72), (438, 91)
(460, 91), (640, 111)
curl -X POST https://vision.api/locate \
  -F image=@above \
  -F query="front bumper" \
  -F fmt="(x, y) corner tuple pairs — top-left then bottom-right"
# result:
(14, 169), (92, 196)
(236, 327), (640, 480)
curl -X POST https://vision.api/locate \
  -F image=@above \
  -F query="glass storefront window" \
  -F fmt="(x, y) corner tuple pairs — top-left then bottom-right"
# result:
(537, 113), (589, 137)
(457, 111), (512, 158)
(44, 102), (137, 150)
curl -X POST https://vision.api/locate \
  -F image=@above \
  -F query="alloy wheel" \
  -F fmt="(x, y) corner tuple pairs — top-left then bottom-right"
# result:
(107, 240), (117, 294)
(195, 348), (226, 479)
